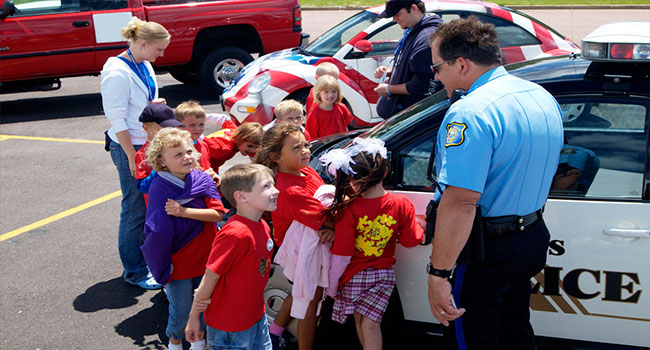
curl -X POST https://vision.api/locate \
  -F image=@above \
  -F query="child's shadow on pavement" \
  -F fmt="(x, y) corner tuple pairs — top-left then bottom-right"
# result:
(73, 277), (169, 349)
(115, 292), (169, 349)
(73, 277), (145, 312)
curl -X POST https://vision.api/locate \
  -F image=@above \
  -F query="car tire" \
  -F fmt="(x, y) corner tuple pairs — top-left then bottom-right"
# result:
(286, 88), (311, 114)
(287, 88), (310, 105)
(199, 47), (253, 95)
(169, 67), (199, 85)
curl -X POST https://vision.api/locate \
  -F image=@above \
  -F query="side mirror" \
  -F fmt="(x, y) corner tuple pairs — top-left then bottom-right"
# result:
(0, 0), (16, 19)
(353, 40), (372, 53)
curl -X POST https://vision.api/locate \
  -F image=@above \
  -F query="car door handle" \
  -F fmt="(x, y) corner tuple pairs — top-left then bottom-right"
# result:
(603, 228), (650, 238)
(73, 21), (89, 28)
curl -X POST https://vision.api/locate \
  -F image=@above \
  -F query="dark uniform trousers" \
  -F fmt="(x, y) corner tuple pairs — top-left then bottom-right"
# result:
(443, 219), (550, 350)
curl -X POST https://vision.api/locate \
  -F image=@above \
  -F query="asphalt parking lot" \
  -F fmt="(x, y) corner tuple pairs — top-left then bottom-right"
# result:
(1, 8), (649, 350)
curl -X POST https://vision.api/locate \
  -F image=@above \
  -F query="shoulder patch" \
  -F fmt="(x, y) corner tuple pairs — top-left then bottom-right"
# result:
(445, 122), (467, 148)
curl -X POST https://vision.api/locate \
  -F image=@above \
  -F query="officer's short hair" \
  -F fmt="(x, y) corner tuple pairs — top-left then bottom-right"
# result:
(429, 16), (502, 66)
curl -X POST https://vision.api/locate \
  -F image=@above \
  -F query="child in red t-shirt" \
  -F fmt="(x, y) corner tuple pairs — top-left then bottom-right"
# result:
(305, 62), (340, 114)
(203, 122), (264, 174)
(305, 75), (354, 139)
(320, 137), (424, 350)
(141, 128), (226, 350)
(253, 123), (334, 350)
(174, 100), (223, 181)
(134, 103), (183, 203)
(185, 163), (279, 349)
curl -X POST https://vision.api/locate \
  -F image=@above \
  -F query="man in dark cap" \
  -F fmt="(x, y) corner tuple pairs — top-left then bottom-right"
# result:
(374, 0), (441, 119)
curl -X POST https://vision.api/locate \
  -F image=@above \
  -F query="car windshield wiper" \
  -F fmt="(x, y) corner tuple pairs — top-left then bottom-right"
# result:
(293, 46), (313, 56)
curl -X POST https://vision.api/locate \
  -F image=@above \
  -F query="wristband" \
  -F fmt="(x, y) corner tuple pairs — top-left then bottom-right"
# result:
(427, 263), (453, 279)
(385, 85), (392, 97)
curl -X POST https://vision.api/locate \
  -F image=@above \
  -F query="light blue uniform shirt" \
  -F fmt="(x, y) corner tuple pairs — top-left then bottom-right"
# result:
(435, 66), (563, 217)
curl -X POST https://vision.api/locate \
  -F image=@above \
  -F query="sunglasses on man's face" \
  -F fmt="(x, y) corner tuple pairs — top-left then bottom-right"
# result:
(430, 59), (452, 74)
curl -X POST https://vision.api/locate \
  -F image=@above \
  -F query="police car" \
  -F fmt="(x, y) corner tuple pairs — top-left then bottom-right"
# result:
(265, 22), (650, 348)
(222, 0), (579, 128)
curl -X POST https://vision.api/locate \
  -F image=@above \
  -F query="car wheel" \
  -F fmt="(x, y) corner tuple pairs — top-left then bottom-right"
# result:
(286, 88), (311, 114)
(169, 67), (199, 85)
(264, 264), (292, 319)
(287, 88), (310, 105)
(199, 47), (253, 95)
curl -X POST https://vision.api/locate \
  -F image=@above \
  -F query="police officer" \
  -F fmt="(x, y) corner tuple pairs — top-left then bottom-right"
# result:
(426, 17), (563, 349)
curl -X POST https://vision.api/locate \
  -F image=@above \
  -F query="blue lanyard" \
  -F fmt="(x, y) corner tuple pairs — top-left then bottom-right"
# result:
(394, 28), (412, 57)
(393, 15), (426, 63)
(126, 49), (155, 102)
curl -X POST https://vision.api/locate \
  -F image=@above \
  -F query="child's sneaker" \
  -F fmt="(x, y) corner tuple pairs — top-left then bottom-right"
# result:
(270, 333), (287, 350)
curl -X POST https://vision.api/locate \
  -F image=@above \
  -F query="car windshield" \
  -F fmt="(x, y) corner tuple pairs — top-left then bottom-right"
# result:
(364, 91), (450, 140)
(302, 11), (380, 57)
(309, 91), (451, 182)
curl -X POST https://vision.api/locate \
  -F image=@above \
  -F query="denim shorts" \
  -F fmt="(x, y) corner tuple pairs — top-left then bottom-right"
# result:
(206, 315), (272, 350)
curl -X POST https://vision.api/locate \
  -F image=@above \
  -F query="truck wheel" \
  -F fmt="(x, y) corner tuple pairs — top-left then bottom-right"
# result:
(169, 67), (198, 85)
(199, 47), (253, 95)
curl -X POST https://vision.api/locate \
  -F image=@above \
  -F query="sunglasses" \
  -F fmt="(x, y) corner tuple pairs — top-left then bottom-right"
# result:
(430, 57), (457, 74)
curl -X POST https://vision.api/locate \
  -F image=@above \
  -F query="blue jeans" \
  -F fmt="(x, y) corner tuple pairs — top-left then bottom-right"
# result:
(165, 276), (205, 340)
(109, 140), (149, 283)
(206, 315), (272, 350)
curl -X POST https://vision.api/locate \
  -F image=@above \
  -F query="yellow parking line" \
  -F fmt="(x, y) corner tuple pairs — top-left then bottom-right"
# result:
(0, 190), (122, 243)
(0, 134), (103, 144)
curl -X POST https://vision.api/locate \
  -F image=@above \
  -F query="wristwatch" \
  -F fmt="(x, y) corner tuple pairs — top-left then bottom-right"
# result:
(385, 85), (392, 97)
(427, 263), (453, 279)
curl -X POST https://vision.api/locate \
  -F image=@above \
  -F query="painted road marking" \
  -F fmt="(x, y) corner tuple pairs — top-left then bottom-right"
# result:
(0, 134), (103, 144)
(0, 191), (122, 243)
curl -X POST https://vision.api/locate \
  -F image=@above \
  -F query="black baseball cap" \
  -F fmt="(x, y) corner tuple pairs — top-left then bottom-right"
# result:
(139, 103), (183, 127)
(379, 0), (421, 18)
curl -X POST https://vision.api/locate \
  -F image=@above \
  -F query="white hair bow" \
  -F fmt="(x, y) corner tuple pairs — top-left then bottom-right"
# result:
(319, 148), (356, 177)
(349, 137), (387, 159)
(319, 137), (388, 178)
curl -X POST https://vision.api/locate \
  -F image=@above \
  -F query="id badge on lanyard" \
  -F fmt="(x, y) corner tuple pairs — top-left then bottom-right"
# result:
(127, 49), (155, 102)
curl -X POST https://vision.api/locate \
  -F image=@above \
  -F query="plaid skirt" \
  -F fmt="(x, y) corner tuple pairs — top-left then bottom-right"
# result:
(332, 267), (396, 324)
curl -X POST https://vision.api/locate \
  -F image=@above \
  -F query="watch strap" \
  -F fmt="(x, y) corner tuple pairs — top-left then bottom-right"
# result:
(427, 263), (452, 278)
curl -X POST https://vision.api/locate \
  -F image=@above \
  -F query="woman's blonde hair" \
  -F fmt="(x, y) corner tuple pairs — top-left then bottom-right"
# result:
(253, 123), (303, 172)
(121, 17), (170, 44)
(146, 128), (199, 172)
(312, 75), (342, 105)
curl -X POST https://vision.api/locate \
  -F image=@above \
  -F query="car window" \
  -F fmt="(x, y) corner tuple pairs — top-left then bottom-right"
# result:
(550, 98), (648, 199)
(12, 0), (81, 16)
(398, 134), (436, 189)
(472, 14), (541, 48)
(439, 13), (461, 22)
(364, 22), (403, 58)
(90, 0), (127, 10)
(304, 11), (380, 57)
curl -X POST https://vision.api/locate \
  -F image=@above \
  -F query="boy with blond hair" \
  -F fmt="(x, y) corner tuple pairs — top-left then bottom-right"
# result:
(174, 100), (214, 172)
(185, 164), (279, 350)
(175, 100), (238, 142)
(263, 99), (311, 140)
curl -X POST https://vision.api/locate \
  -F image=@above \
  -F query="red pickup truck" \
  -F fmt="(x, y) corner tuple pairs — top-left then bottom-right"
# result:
(0, 0), (305, 94)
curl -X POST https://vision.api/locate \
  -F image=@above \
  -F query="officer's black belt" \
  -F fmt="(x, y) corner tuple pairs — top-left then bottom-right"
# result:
(483, 209), (543, 237)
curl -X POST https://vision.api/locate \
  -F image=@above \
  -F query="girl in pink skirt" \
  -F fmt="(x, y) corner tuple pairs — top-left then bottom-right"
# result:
(320, 138), (424, 350)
